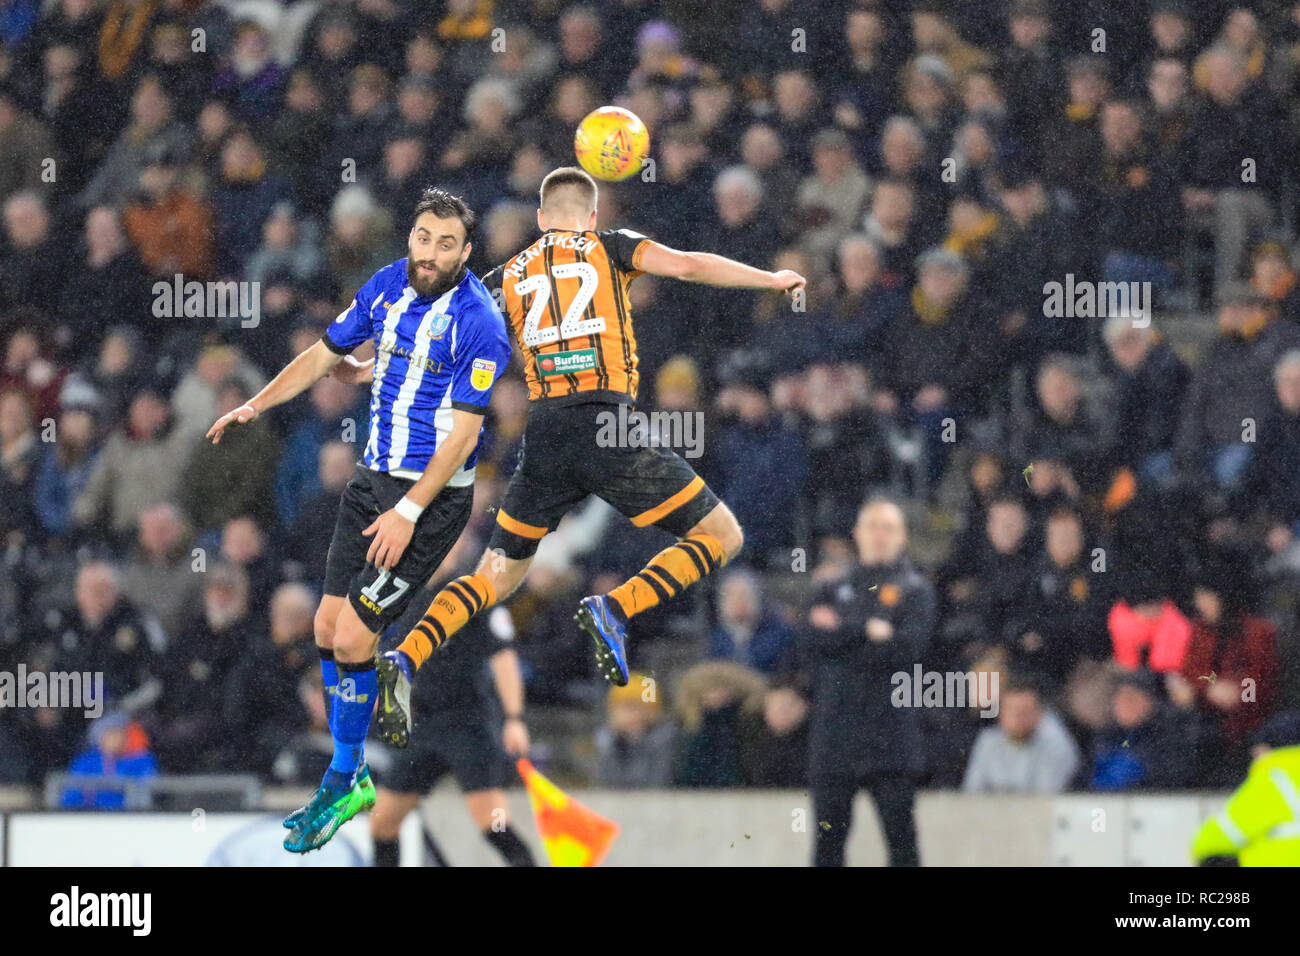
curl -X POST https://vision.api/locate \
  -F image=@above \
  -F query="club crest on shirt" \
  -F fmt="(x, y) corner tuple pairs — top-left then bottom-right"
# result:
(471, 358), (497, 390)
(428, 312), (453, 339)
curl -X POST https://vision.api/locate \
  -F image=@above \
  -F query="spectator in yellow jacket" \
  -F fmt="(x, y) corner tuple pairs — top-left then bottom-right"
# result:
(1192, 711), (1300, 866)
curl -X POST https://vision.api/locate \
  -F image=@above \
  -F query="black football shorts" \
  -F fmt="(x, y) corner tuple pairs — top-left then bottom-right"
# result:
(379, 718), (510, 794)
(323, 465), (474, 632)
(488, 401), (720, 559)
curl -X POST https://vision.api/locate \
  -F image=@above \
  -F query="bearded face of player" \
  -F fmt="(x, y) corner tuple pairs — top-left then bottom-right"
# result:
(407, 212), (472, 298)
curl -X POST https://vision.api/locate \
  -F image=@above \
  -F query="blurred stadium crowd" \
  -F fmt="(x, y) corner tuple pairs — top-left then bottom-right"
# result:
(2, 0), (1300, 799)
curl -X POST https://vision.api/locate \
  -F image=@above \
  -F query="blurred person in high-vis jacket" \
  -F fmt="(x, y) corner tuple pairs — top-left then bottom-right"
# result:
(1191, 710), (1300, 866)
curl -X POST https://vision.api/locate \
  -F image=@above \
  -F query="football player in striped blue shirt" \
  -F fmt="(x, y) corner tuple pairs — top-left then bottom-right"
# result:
(206, 188), (511, 853)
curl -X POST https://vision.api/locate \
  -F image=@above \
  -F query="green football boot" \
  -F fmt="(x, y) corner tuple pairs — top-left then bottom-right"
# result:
(283, 773), (376, 853)
(283, 763), (374, 829)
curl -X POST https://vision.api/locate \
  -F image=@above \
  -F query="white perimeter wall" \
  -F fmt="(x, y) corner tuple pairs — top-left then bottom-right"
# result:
(2, 789), (1233, 866)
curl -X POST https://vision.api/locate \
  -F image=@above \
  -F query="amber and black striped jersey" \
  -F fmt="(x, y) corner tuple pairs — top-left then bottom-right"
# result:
(482, 228), (650, 406)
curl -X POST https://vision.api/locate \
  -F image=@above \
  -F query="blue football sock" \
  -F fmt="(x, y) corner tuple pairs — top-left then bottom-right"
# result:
(326, 660), (377, 789)
(319, 646), (339, 718)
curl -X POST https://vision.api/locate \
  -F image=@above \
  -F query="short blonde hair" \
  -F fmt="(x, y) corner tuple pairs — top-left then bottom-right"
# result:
(540, 166), (598, 215)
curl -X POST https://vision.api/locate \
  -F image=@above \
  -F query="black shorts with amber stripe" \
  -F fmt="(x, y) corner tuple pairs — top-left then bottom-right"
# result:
(488, 401), (720, 559)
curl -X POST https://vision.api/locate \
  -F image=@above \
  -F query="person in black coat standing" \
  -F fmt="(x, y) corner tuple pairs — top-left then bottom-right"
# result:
(794, 497), (937, 866)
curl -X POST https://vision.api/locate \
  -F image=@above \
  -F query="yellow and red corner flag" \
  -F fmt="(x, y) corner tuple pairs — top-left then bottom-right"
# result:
(516, 759), (619, 867)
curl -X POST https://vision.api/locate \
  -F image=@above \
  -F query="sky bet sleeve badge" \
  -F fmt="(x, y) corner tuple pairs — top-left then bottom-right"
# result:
(470, 358), (497, 390)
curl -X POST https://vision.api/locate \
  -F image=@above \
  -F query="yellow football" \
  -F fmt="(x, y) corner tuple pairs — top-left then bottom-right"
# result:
(574, 106), (650, 182)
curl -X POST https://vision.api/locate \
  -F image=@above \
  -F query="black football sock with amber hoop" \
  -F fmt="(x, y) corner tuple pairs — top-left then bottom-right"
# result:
(397, 573), (497, 669)
(606, 533), (726, 621)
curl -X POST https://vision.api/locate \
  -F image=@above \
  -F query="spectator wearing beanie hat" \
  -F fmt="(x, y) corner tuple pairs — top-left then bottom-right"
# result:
(593, 671), (677, 789)
(1090, 668), (1200, 791)
(33, 379), (105, 537)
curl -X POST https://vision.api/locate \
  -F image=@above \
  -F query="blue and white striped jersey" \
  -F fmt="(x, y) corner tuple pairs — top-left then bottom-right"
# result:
(322, 259), (511, 486)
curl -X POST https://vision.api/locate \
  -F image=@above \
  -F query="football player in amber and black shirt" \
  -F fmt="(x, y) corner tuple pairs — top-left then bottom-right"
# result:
(369, 166), (804, 747)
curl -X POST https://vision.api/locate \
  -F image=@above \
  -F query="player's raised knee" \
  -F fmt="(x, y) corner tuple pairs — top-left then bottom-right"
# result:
(331, 602), (377, 663)
(475, 546), (530, 602)
(690, 504), (744, 562)
(313, 601), (338, 646)
(719, 517), (744, 562)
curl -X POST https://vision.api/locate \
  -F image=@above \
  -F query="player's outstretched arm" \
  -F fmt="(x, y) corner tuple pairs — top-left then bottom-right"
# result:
(637, 241), (806, 296)
(206, 339), (342, 443)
